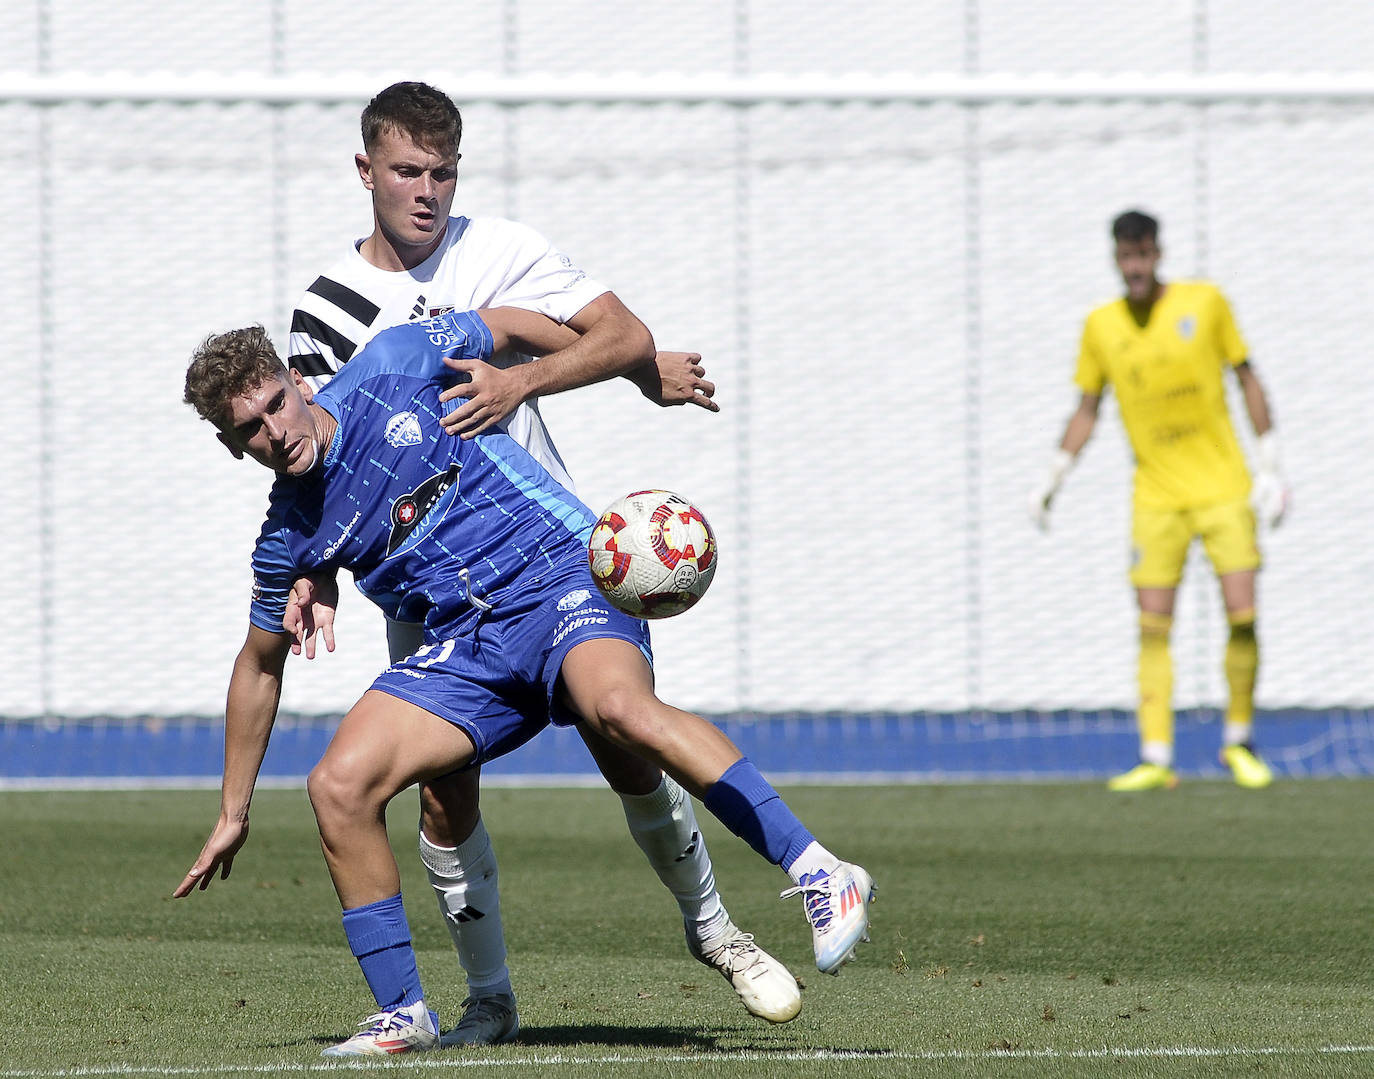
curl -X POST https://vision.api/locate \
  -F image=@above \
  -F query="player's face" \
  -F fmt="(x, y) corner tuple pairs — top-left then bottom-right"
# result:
(219, 370), (322, 476)
(1114, 238), (1162, 303)
(357, 127), (459, 266)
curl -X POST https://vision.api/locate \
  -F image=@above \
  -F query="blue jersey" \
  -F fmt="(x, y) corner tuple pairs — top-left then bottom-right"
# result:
(247, 310), (597, 641)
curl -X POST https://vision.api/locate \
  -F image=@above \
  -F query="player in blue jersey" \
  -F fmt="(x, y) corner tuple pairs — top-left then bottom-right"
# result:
(175, 307), (876, 1057)
(286, 81), (766, 1048)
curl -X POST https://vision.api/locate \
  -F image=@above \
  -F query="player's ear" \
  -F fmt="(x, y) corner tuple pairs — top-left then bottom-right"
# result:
(356, 152), (374, 190)
(216, 431), (245, 460)
(290, 368), (314, 403)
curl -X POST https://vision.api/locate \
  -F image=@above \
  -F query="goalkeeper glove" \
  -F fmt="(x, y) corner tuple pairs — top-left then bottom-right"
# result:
(1028, 449), (1075, 531)
(1250, 430), (1289, 528)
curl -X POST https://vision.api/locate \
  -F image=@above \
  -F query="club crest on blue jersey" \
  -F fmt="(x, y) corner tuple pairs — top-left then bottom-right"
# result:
(384, 411), (424, 448)
(387, 463), (462, 556)
(557, 588), (592, 611)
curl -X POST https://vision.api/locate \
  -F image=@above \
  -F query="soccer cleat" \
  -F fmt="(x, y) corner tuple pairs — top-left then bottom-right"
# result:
(1106, 763), (1180, 792)
(1221, 744), (1274, 789)
(320, 1000), (438, 1057)
(780, 862), (876, 976)
(687, 921), (802, 1023)
(438, 991), (520, 1047)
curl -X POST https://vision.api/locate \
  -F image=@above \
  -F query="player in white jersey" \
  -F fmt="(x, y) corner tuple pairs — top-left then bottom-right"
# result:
(283, 81), (797, 1043)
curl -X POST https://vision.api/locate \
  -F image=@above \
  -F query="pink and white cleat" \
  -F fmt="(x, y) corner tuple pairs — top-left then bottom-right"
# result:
(780, 862), (876, 975)
(321, 1000), (439, 1057)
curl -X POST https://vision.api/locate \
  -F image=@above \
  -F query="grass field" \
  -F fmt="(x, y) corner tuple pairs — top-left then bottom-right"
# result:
(2, 780), (1371, 1078)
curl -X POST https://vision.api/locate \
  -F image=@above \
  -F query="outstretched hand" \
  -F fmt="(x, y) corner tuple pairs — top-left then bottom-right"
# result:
(646, 351), (719, 411)
(172, 816), (249, 897)
(285, 574), (338, 658)
(438, 358), (529, 438)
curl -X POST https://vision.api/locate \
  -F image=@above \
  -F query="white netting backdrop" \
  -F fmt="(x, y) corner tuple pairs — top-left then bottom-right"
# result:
(2, 1), (1372, 739)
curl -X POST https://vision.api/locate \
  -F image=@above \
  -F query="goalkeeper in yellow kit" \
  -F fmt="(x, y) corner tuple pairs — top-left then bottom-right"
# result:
(1030, 210), (1289, 790)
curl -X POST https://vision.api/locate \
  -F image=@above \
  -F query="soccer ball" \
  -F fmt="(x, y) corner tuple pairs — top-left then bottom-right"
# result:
(587, 490), (718, 618)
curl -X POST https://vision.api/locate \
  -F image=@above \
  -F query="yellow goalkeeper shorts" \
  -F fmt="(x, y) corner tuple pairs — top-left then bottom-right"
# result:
(1129, 498), (1261, 588)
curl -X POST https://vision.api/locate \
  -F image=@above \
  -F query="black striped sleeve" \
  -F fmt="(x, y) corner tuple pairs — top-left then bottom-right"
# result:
(290, 309), (359, 365)
(307, 276), (381, 326)
(287, 349), (334, 378)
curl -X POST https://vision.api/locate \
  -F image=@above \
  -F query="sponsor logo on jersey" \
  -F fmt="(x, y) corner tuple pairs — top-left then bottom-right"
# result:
(384, 411), (424, 448)
(382, 665), (428, 680)
(420, 314), (471, 351)
(323, 510), (363, 559)
(387, 463), (462, 556)
(552, 612), (610, 647)
(557, 588), (593, 611)
(1176, 315), (1196, 340)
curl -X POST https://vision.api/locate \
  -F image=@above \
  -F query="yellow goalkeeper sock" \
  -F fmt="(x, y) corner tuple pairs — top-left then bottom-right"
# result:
(1138, 612), (1174, 757)
(1224, 609), (1258, 731)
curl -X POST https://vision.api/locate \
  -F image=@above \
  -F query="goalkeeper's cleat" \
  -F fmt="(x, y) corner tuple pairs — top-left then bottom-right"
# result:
(1221, 744), (1274, 789)
(1106, 762), (1180, 792)
(321, 1000), (438, 1057)
(439, 991), (519, 1047)
(688, 921), (802, 1023)
(781, 862), (876, 976)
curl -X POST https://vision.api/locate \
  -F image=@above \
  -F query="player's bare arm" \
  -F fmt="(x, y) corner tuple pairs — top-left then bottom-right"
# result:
(627, 350), (720, 412)
(1061, 392), (1101, 454)
(173, 624), (292, 897)
(436, 307), (581, 436)
(1233, 362), (1273, 435)
(438, 293), (654, 438)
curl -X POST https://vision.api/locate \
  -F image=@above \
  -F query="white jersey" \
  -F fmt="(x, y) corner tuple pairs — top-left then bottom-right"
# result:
(287, 215), (609, 492)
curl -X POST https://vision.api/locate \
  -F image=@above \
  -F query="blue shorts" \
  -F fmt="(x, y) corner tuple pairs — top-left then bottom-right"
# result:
(369, 563), (652, 766)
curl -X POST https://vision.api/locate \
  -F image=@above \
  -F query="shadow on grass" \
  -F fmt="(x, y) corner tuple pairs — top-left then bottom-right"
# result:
(513, 1024), (764, 1049)
(290, 1024), (898, 1055)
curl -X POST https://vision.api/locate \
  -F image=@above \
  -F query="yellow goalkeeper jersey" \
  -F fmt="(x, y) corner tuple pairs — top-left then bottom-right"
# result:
(1074, 280), (1252, 511)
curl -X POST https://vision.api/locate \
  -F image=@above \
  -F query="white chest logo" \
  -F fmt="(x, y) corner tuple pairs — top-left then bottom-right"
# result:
(385, 412), (424, 448)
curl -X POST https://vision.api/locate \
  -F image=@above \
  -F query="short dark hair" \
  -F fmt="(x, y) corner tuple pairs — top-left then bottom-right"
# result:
(184, 325), (286, 429)
(361, 81), (462, 158)
(1112, 209), (1159, 245)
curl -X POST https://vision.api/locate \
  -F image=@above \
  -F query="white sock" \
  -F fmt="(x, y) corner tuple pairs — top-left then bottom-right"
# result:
(619, 775), (729, 943)
(785, 840), (841, 886)
(1223, 722), (1253, 748)
(1141, 740), (1174, 768)
(417, 817), (512, 996)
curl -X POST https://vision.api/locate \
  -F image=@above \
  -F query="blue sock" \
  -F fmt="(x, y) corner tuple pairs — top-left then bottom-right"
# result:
(703, 758), (815, 871)
(340, 893), (424, 1011)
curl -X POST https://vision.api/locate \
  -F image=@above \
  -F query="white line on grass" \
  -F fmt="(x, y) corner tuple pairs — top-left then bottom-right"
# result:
(4, 1045), (1374, 1076)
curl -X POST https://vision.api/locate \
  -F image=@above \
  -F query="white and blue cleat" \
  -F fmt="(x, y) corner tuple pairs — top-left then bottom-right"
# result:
(781, 862), (876, 975)
(321, 999), (439, 1057)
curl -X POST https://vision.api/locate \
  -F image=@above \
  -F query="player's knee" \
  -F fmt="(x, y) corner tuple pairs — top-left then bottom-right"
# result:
(587, 683), (662, 751)
(307, 753), (381, 826)
(1139, 611), (1173, 642)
